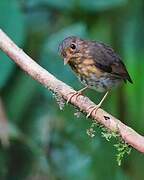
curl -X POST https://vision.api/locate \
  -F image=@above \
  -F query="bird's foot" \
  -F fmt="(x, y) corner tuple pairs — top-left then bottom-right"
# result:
(86, 91), (109, 118)
(66, 86), (88, 104)
(86, 104), (101, 118)
(66, 91), (83, 104)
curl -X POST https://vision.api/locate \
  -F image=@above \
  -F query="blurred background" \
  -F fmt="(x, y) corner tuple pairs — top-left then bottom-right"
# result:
(0, 0), (144, 179)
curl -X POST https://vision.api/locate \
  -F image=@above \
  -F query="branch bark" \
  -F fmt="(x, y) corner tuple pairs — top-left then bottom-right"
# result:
(0, 29), (144, 153)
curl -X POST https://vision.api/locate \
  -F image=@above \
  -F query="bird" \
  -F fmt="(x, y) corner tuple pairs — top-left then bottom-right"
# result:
(58, 36), (133, 118)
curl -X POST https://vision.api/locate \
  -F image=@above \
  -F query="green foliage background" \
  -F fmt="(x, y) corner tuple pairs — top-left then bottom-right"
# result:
(0, 0), (144, 179)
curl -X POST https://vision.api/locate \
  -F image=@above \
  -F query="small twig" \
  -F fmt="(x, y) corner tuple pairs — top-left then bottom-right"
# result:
(0, 98), (9, 147)
(0, 29), (144, 153)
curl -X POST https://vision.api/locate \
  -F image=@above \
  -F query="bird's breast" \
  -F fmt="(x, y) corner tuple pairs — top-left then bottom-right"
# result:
(69, 58), (104, 78)
(68, 58), (122, 92)
(78, 73), (122, 92)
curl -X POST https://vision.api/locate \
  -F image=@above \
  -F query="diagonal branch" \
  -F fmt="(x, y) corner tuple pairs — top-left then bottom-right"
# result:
(0, 29), (144, 153)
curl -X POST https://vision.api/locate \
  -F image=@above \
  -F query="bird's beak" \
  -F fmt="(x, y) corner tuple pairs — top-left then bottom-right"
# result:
(64, 58), (69, 65)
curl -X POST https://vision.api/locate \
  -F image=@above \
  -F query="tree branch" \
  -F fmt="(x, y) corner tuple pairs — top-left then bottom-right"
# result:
(0, 29), (144, 153)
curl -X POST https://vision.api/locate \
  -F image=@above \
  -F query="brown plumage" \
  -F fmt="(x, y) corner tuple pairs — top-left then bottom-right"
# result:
(58, 36), (133, 117)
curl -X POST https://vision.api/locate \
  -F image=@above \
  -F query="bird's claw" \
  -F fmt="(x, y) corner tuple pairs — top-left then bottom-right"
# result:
(66, 91), (82, 104)
(86, 105), (100, 118)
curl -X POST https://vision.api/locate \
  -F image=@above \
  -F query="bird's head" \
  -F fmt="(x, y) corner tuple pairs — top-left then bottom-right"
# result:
(58, 36), (83, 65)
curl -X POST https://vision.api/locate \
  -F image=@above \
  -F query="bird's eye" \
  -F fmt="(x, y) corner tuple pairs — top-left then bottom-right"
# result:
(70, 43), (76, 50)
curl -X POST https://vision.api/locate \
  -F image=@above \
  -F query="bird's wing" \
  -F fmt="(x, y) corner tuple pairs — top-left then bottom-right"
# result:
(90, 42), (133, 83)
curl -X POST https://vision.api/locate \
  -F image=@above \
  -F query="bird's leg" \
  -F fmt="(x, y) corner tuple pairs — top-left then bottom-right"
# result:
(86, 91), (109, 118)
(66, 86), (88, 104)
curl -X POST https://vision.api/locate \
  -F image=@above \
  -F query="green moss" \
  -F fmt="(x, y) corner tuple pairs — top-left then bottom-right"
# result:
(87, 121), (131, 166)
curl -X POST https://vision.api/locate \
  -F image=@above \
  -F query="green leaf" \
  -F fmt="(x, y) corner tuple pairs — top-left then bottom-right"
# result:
(0, 0), (25, 88)
(89, 17), (112, 43)
(121, 3), (144, 130)
(79, 0), (128, 12)
(27, 0), (75, 10)
(6, 74), (38, 122)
